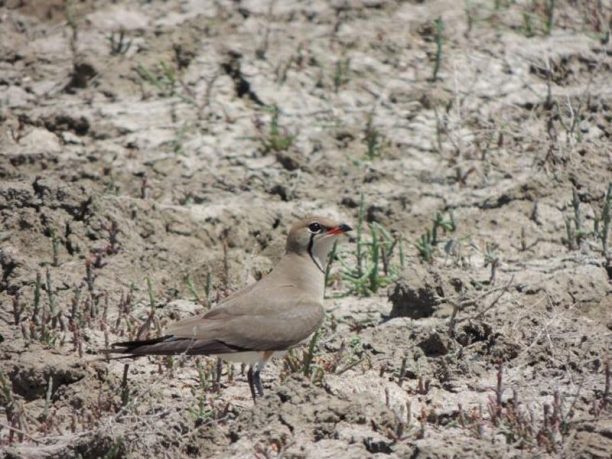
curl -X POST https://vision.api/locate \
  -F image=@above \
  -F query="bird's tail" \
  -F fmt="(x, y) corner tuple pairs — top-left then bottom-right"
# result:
(107, 335), (191, 357)
(104, 335), (242, 358)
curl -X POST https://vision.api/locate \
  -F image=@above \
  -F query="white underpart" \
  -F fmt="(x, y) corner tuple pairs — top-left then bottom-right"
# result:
(312, 234), (337, 269)
(217, 351), (287, 368)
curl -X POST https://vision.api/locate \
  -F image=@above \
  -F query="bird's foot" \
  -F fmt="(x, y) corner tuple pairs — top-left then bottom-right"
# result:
(253, 370), (264, 398)
(247, 367), (265, 402)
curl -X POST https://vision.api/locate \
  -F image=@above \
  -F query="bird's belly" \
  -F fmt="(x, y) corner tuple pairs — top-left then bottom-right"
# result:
(217, 351), (287, 364)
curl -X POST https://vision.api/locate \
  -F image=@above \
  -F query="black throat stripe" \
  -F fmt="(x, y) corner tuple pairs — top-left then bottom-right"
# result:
(307, 234), (325, 274)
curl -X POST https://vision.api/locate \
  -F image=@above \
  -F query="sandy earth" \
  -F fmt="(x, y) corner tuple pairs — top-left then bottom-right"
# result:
(0, 0), (610, 457)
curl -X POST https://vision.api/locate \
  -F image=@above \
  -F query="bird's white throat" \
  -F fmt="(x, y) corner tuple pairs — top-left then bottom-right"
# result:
(310, 235), (336, 272)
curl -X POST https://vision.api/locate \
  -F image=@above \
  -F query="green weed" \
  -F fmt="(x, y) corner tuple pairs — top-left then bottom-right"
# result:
(430, 17), (444, 82)
(186, 272), (213, 308)
(334, 195), (403, 296)
(364, 113), (386, 160)
(519, 0), (556, 37)
(333, 58), (351, 92)
(335, 336), (367, 375)
(521, 12), (536, 37)
(108, 29), (132, 56)
(594, 183), (612, 259)
(484, 242), (500, 284)
(189, 394), (215, 425)
(50, 228), (60, 267)
(1, 368), (25, 443)
(136, 61), (180, 98)
(545, 0), (555, 35)
(302, 329), (321, 377)
(256, 105), (295, 153)
(283, 330), (325, 384)
(415, 212), (456, 263)
(563, 189), (588, 250)
(188, 360), (217, 424)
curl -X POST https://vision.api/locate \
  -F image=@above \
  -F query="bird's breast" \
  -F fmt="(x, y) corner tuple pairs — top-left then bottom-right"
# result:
(217, 351), (288, 364)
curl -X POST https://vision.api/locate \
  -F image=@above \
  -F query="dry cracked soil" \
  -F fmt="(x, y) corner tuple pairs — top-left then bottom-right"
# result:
(0, 0), (611, 458)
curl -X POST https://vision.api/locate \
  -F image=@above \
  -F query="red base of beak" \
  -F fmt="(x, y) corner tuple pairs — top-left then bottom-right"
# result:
(327, 224), (352, 236)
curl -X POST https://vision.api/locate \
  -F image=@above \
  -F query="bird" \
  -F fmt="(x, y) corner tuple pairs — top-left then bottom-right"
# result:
(109, 216), (352, 401)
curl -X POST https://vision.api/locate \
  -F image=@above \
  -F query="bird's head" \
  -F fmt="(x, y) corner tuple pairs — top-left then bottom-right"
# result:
(286, 216), (352, 270)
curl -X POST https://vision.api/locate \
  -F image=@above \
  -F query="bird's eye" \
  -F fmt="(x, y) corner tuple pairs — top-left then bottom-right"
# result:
(308, 222), (322, 233)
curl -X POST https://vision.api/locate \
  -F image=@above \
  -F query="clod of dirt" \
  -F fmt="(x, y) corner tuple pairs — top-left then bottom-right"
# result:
(417, 331), (451, 357)
(275, 150), (303, 171)
(454, 321), (493, 347)
(0, 181), (36, 209)
(0, 245), (24, 294)
(221, 50), (264, 106)
(31, 177), (94, 221)
(566, 419), (612, 459)
(516, 263), (609, 311)
(224, 374), (399, 457)
(454, 322), (521, 362)
(4, 431), (118, 459)
(335, 422), (394, 454)
(366, 203), (388, 223)
(42, 113), (90, 136)
(65, 61), (97, 92)
(173, 42), (196, 70)
(5, 350), (86, 400)
(388, 264), (444, 319)
(411, 426), (515, 458)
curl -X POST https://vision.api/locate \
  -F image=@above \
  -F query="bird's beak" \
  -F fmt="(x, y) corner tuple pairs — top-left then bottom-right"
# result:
(326, 223), (353, 236)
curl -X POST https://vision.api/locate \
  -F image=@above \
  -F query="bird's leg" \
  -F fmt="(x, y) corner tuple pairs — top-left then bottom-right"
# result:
(247, 366), (257, 402)
(253, 369), (264, 397)
(253, 357), (269, 398)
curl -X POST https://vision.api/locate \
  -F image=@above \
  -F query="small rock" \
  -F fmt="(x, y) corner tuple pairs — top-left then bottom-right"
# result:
(388, 264), (442, 319)
(61, 131), (83, 145)
(335, 422), (393, 454)
(418, 331), (451, 356)
(275, 151), (302, 171)
(19, 128), (62, 154)
(7, 351), (86, 401)
(1, 85), (33, 108)
(165, 299), (203, 318)
(166, 220), (194, 236)
(66, 62), (97, 91)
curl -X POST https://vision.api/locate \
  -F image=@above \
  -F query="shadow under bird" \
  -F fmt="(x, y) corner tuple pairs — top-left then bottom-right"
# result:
(109, 216), (352, 401)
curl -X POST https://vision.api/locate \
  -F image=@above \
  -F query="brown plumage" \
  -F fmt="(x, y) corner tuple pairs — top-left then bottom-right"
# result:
(109, 215), (352, 400)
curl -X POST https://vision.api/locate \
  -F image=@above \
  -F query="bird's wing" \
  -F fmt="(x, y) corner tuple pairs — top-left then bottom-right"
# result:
(111, 297), (324, 356)
(166, 294), (324, 351)
(111, 266), (324, 356)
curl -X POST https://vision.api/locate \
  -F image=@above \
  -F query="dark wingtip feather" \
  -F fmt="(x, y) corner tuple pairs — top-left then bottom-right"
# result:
(107, 335), (177, 355)
(112, 335), (175, 349)
(102, 335), (245, 358)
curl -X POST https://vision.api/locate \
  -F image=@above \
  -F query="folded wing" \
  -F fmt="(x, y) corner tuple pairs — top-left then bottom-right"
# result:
(111, 295), (324, 357)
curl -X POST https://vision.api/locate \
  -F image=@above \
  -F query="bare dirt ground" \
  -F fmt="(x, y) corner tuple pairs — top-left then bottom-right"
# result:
(0, 0), (611, 457)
